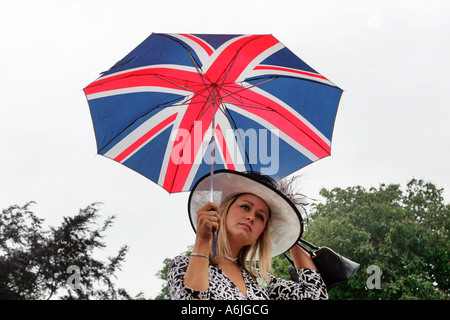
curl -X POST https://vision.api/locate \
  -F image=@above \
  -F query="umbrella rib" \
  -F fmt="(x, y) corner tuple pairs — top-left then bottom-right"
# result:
(220, 101), (271, 112)
(158, 33), (215, 98)
(219, 77), (277, 100)
(151, 74), (209, 99)
(150, 95), (208, 110)
(220, 87), (273, 112)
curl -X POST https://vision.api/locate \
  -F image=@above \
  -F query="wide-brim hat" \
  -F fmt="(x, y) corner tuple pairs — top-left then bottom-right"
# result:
(188, 169), (303, 258)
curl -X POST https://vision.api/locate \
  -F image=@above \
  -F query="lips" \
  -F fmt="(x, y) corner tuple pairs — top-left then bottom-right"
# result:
(239, 223), (252, 232)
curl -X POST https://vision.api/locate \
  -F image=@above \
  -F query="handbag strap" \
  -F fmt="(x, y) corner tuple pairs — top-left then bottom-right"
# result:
(298, 238), (320, 250)
(284, 239), (318, 267)
(297, 238), (319, 257)
(284, 239), (321, 282)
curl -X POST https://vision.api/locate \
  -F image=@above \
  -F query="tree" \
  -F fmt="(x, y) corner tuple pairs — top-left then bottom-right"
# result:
(153, 245), (194, 300)
(154, 258), (172, 300)
(0, 202), (131, 300)
(304, 179), (448, 300)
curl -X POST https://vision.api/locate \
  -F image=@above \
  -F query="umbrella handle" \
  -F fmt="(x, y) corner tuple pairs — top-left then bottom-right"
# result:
(210, 162), (217, 257)
(212, 229), (217, 257)
(210, 161), (217, 257)
(210, 172), (217, 257)
(209, 143), (216, 257)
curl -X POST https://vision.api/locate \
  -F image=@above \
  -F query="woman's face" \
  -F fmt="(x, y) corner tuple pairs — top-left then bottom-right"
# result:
(225, 193), (270, 248)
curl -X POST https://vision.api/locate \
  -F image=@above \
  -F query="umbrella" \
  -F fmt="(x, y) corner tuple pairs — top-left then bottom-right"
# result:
(84, 33), (342, 194)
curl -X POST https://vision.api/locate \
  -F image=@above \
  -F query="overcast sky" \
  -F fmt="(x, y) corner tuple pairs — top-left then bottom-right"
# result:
(1, 0), (449, 298)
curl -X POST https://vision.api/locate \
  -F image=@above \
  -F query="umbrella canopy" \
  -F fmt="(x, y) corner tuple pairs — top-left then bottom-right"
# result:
(84, 33), (342, 193)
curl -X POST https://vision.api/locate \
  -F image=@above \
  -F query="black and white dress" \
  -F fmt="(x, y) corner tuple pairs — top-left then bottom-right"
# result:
(168, 255), (328, 300)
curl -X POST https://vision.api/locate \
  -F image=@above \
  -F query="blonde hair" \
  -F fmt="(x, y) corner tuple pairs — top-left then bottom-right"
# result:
(209, 193), (273, 285)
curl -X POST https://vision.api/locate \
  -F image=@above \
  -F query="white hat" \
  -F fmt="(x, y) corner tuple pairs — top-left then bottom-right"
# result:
(188, 169), (303, 258)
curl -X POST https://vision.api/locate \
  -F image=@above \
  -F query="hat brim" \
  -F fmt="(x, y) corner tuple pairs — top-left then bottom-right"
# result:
(188, 169), (303, 258)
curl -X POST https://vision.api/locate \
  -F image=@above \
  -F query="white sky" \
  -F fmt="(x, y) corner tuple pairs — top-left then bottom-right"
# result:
(1, 0), (449, 298)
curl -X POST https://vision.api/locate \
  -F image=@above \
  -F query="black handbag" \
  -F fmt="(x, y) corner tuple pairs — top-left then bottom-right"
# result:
(286, 239), (360, 290)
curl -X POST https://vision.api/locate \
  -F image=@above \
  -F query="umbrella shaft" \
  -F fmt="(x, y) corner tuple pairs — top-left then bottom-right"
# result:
(209, 89), (218, 257)
(209, 90), (217, 203)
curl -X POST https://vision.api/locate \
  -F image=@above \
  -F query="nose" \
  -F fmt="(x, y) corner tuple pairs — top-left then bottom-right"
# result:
(246, 215), (254, 223)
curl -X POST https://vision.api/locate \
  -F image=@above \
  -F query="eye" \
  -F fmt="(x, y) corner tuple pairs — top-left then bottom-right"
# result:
(240, 204), (250, 211)
(256, 213), (265, 222)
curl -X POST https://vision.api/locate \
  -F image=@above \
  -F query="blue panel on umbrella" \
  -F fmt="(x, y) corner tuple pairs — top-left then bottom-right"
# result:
(260, 47), (317, 74)
(192, 34), (242, 49)
(122, 125), (174, 183)
(222, 109), (312, 178)
(90, 92), (185, 153)
(245, 77), (342, 141)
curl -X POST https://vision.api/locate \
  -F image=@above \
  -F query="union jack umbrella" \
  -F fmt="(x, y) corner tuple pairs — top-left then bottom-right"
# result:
(84, 33), (343, 193)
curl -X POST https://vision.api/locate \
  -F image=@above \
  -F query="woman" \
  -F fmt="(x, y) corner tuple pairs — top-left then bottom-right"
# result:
(168, 169), (328, 300)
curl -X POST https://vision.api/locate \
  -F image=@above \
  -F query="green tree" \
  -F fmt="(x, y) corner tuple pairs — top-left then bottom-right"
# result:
(304, 179), (448, 299)
(0, 202), (130, 300)
(154, 258), (172, 300)
(153, 246), (194, 300)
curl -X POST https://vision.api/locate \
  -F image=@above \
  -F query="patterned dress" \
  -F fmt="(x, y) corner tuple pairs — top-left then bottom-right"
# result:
(168, 255), (328, 300)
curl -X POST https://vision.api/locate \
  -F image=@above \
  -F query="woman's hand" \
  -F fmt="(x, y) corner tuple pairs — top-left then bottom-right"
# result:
(184, 202), (220, 292)
(195, 202), (221, 244)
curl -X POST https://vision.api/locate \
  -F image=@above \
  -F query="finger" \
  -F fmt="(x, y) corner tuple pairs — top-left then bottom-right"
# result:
(199, 202), (219, 213)
(198, 209), (219, 221)
(196, 215), (220, 242)
(197, 203), (220, 222)
(197, 209), (220, 231)
(208, 215), (220, 228)
(210, 220), (219, 233)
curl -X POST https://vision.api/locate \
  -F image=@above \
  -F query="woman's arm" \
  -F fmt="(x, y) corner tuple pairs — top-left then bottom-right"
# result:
(183, 238), (211, 291)
(183, 202), (220, 292)
(289, 243), (318, 270)
(265, 243), (327, 300)
(267, 268), (328, 300)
